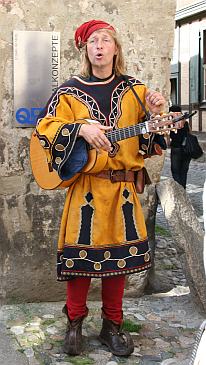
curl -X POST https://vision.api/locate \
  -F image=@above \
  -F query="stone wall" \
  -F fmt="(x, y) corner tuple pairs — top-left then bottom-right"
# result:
(0, 0), (176, 303)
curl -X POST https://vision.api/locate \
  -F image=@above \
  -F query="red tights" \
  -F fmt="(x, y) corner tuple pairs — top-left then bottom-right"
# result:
(66, 275), (125, 324)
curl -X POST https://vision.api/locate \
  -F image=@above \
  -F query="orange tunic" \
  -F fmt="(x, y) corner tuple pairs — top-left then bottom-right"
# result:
(36, 74), (152, 279)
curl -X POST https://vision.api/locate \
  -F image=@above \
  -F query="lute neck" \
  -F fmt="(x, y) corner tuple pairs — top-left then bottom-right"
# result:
(105, 121), (149, 143)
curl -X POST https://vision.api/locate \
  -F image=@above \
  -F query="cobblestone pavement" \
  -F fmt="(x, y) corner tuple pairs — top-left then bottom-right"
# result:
(0, 290), (204, 365)
(0, 154), (205, 365)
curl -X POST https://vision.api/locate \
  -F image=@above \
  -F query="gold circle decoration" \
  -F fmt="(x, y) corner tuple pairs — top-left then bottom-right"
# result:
(129, 246), (138, 256)
(55, 157), (62, 165)
(104, 251), (111, 260)
(141, 144), (148, 151)
(144, 252), (150, 262)
(62, 128), (70, 136)
(40, 139), (46, 147)
(79, 250), (87, 259)
(143, 133), (150, 139)
(94, 262), (101, 271)
(117, 259), (126, 268)
(66, 259), (74, 268)
(55, 144), (65, 151)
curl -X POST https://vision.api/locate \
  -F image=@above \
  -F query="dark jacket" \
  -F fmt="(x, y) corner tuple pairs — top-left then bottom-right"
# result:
(170, 121), (190, 148)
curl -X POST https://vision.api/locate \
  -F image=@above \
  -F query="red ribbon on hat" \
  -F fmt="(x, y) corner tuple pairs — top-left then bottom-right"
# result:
(74, 19), (115, 50)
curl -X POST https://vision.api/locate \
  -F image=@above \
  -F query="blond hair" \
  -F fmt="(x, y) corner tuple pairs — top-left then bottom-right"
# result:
(79, 29), (126, 77)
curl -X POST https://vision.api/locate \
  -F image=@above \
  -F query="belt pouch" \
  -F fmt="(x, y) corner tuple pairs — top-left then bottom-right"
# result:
(135, 167), (151, 194)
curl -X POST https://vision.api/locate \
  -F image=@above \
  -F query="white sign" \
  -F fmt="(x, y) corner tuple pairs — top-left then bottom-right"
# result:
(13, 30), (60, 127)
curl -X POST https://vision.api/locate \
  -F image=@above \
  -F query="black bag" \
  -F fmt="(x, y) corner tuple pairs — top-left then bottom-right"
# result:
(182, 133), (203, 159)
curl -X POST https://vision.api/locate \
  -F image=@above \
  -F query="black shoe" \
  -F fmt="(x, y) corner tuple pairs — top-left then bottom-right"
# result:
(99, 318), (134, 356)
(62, 305), (84, 356)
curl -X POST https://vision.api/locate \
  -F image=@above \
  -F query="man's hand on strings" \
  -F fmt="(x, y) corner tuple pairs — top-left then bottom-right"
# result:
(79, 123), (112, 152)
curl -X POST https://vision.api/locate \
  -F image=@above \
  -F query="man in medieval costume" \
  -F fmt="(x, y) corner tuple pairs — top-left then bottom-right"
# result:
(36, 19), (166, 356)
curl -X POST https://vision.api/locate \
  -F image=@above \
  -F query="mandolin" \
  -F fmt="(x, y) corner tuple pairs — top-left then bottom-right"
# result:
(30, 112), (193, 190)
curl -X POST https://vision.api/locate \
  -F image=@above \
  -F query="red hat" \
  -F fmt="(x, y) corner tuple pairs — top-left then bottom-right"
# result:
(75, 19), (115, 50)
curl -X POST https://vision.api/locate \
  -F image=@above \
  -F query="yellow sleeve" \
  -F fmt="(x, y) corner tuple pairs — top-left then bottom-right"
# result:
(35, 92), (88, 181)
(36, 94), (79, 144)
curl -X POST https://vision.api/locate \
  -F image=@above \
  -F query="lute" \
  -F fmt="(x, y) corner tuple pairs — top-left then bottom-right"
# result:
(30, 112), (195, 190)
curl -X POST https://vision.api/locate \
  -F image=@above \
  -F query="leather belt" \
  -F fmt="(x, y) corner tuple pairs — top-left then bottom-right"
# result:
(85, 170), (135, 183)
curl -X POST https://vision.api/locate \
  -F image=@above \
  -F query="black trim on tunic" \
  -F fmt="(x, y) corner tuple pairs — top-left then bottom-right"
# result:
(57, 239), (151, 280)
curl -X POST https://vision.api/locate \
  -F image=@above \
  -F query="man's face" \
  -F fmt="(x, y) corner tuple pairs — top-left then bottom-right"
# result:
(87, 30), (117, 74)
